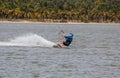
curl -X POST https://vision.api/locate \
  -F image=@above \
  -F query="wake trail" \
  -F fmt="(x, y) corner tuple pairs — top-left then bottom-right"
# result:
(0, 34), (56, 47)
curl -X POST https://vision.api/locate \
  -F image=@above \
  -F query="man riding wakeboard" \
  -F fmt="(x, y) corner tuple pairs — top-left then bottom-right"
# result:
(58, 32), (74, 47)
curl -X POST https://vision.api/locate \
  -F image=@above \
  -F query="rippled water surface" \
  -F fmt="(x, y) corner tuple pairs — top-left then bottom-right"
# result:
(0, 23), (120, 78)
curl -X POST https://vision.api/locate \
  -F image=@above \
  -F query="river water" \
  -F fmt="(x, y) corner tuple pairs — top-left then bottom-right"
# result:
(0, 23), (120, 78)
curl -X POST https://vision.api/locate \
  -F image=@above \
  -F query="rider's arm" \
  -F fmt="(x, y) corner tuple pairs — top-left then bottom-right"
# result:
(61, 33), (65, 37)
(60, 31), (65, 37)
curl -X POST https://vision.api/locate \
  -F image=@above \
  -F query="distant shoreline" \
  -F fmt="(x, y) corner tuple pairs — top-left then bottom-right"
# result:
(0, 20), (119, 24)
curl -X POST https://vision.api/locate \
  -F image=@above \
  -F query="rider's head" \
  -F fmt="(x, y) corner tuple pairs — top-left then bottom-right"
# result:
(70, 33), (74, 37)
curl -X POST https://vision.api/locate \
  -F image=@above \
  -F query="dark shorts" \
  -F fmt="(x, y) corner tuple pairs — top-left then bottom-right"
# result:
(63, 40), (71, 46)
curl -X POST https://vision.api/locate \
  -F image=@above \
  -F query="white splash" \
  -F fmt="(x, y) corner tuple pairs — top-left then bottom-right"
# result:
(0, 34), (56, 47)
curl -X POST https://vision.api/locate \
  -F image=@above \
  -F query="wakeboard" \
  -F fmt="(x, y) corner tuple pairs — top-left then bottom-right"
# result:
(53, 44), (62, 48)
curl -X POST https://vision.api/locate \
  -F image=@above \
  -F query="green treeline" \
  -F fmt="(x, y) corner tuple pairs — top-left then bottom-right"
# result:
(0, 0), (120, 23)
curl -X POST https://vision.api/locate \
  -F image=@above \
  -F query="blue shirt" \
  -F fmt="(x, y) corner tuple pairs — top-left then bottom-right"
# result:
(65, 35), (73, 42)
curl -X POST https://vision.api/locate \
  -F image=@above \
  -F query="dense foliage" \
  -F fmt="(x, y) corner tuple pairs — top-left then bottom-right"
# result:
(0, 0), (120, 23)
